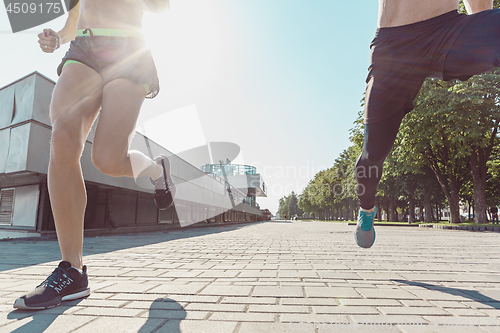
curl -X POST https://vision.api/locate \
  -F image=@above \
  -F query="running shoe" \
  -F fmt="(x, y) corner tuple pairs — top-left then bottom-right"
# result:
(13, 261), (90, 310)
(151, 155), (176, 210)
(354, 206), (377, 248)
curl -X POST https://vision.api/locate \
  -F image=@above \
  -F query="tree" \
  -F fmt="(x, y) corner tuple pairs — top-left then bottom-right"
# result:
(401, 79), (471, 223)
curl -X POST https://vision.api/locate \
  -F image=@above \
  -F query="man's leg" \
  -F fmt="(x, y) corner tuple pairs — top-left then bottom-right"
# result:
(49, 64), (103, 269)
(355, 115), (404, 210)
(354, 70), (425, 248)
(91, 78), (162, 181)
(443, 9), (500, 81)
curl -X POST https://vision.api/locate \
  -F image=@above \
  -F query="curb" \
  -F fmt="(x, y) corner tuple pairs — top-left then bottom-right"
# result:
(347, 222), (419, 227)
(419, 224), (500, 232)
(0, 220), (262, 242)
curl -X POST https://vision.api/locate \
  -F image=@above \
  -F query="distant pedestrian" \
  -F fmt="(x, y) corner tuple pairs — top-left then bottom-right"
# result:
(491, 206), (498, 224)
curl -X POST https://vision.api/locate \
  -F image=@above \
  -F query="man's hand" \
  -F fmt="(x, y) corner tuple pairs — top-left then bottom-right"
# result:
(38, 29), (61, 53)
(464, 0), (493, 14)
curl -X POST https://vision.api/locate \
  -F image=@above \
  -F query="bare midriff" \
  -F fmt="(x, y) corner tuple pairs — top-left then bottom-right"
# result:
(76, 0), (144, 31)
(378, 0), (459, 27)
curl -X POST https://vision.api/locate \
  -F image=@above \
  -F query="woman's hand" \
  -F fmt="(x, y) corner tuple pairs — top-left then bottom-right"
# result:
(38, 29), (61, 53)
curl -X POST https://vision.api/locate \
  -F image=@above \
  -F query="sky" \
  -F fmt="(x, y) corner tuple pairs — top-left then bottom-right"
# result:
(0, 0), (379, 215)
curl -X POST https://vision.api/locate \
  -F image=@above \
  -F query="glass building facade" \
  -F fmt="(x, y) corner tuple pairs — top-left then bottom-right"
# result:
(201, 164), (256, 177)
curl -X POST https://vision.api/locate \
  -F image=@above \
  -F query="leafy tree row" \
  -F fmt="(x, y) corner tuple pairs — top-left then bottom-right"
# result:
(277, 192), (303, 219)
(295, 67), (500, 223)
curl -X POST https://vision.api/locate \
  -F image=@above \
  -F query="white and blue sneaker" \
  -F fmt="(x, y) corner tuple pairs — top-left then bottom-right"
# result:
(355, 207), (377, 248)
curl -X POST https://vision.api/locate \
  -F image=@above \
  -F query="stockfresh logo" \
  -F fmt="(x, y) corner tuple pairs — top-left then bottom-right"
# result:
(3, 0), (79, 33)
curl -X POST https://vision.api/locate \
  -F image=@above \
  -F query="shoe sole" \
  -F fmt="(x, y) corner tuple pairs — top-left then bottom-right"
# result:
(13, 288), (90, 311)
(156, 155), (176, 210)
(354, 227), (376, 248)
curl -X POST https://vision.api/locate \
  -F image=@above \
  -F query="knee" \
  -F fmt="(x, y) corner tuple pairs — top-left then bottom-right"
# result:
(50, 123), (85, 163)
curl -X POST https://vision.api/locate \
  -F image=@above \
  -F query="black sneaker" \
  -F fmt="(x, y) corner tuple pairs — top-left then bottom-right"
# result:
(151, 155), (176, 210)
(13, 261), (90, 310)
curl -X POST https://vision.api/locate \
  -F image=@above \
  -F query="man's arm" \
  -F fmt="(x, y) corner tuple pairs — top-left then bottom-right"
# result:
(463, 0), (493, 14)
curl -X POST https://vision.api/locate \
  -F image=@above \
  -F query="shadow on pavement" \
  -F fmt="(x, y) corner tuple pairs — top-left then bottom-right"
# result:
(5, 298), (186, 333)
(139, 298), (186, 333)
(0, 221), (268, 273)
(393, 280), (500, 308)
(6, 298), (86, 333)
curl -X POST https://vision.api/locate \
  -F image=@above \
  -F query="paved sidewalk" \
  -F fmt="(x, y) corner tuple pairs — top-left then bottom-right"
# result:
(1, 221), (500, 332)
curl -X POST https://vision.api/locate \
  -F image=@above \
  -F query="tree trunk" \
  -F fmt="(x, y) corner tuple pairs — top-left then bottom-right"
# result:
(448, 179), (461, 223)
(423, 188), (433, 223)
(470, 149), (488, 224)
(388, 197), (395, 222)
(408, 184), (416, 224)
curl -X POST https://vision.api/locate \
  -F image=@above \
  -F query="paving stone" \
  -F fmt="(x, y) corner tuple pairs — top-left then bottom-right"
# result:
(338, 298), (401, 306)
(96, 283), (160, 293)
(280, 314), (350, 324)
(248, 304), (309, 313)
(444, 308), (490, 317)
(430, 300), (469, 308)
(185, 303), (246, 312)
(350, 315), (429, 324)
(209, 312), (275, 322)
(156, 270), (205, 278)
(238, 271), (278, 278)
(398, 323), (487, 333)
(277, 271), (319, 278)
(156, 320), (238, 333)
(119, 269), (168, 277)
(141, 309), (207, 320)
(357, 288), (419, 299)
(73, 306), (144, 317)
(221, 297), (276, 304)
(239, 322), (315, 333)
(68, 299), (130, 308)
(167, 295), (221, 303)
(378, 306), (450, 316)
(407, 289), (472, 301)
(281, 298), (338, 306)
(0, 314), (96, 333)
(304, 287), (360, 298)
(422, 316), (500, 326)
(148, 283), (208, 295)
(318, 321), (403, 332)
(73, 317), (165, 333)
(477, 309), (500, 317)
(313, 306), (379, 315)
(252, 286), (304, 298)
(108, 293), (167, 301)
(198, 270), (240, 278)
(124, 300), (186, 310)
(199, 285), (253, 296)
(463, 301), (500, 309)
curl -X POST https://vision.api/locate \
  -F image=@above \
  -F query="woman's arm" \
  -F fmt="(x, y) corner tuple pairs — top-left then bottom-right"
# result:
(136, 0), (170, 13)
(38, 2), (80, 53)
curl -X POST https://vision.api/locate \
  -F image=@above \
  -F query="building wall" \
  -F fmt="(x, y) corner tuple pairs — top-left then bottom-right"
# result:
(0, 72), (264, 236)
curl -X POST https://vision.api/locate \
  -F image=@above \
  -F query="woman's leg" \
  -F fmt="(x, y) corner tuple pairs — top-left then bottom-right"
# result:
(49, 63), (103, 270)
(91, 78), (162, 181)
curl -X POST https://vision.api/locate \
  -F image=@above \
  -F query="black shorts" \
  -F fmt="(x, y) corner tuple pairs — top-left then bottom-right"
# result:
(364, 9), (500, 124)
(57, 29), (160, 99)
